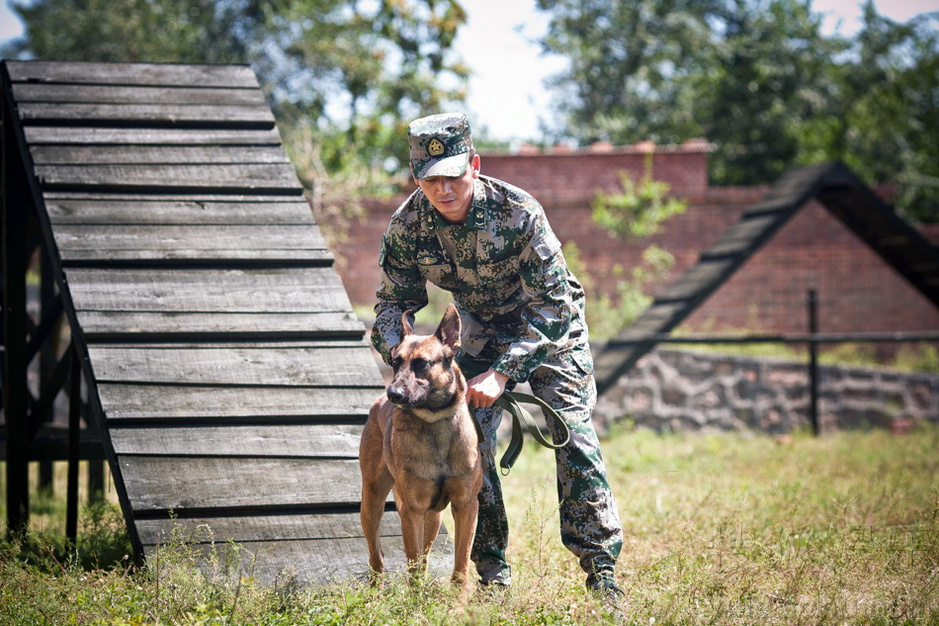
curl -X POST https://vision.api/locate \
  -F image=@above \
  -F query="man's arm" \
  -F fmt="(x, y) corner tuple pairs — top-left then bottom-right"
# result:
(489, 210), (574, 383)
(371, 209), (428, 364)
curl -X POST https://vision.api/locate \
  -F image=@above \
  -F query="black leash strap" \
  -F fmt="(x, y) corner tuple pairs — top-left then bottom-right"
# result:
(492, 391), (571, 475)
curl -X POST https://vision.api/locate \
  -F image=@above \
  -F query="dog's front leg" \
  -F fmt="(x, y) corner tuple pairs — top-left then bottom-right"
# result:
(396, 500), (428, 582)
(450, 496), (479, 594)
(361, 473), (393, 583)
(360, 414), (394, 584)
(422, 509), (443, 560)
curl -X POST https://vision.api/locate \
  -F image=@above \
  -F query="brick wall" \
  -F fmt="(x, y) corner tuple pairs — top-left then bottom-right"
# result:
(324, 143), (939, 337)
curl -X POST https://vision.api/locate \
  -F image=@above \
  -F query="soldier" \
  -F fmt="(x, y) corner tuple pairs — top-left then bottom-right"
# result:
(371, 112), (624, 603)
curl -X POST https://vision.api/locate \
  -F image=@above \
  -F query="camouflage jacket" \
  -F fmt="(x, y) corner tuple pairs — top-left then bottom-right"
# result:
(371, 174), (588, 383)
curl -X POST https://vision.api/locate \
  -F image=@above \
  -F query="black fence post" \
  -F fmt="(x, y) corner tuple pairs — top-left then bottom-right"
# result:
(808, 290), (819, 436)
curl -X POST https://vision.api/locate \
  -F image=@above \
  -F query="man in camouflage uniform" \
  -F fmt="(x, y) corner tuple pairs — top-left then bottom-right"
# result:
(371, 112), (624, 598)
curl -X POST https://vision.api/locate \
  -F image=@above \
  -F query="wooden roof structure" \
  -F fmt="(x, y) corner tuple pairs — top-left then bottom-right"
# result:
(1, 60), (424, 585)
(594, 161), (939, 395)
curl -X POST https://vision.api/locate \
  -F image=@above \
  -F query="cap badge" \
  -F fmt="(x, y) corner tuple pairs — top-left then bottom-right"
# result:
(428, 138), (445, 156)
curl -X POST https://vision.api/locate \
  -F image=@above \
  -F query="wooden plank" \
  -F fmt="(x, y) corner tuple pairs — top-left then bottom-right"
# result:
(655, 258), (738, 302)
(78, 311), (364, 338)
(35, 163), (300, 192)
(612, 301), (688, 341)
(13, 83), (266, 106)
(6, 61), (260, 89)
(109, 424), (364, 457)
(18, 103), (275, 127)
(53, 224), (329, 262)
(46, 199), (314, 225)
(55, 224), (325, 249)
(94, 339), (377, 350)
(98, 385), (378, 420)
(699, 213), (784, 259)
(44, 191), (304, 203)
(31, 145), (291, 165)
(88, 345), (381, 387)
(119, 457), (365, 510)
(25, 127), (284, 145)
(60, 249), (333, 263)
(136, 512), (398, 545)
(67, 267), (352, 313)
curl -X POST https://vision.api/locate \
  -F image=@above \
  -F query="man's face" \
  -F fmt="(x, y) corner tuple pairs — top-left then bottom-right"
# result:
(415, 154), (480, 224)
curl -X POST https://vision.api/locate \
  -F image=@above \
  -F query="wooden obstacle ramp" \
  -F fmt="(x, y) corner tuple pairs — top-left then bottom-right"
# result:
(2, 60), (451, 585)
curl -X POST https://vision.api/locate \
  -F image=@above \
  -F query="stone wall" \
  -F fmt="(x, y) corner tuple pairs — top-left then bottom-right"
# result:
(593, 348), (939, 435)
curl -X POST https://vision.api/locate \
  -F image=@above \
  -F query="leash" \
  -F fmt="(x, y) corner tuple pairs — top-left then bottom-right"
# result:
(481, 391), (570, 475)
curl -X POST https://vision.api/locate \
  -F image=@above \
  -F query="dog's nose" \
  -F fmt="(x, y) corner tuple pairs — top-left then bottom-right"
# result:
(387, 386), (407, 405)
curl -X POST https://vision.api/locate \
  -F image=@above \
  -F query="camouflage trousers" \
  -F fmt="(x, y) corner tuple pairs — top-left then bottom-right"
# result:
(458, 342), (624, 586)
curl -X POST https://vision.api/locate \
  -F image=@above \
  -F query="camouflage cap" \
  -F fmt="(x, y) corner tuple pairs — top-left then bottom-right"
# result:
(408, 112), (474, 180)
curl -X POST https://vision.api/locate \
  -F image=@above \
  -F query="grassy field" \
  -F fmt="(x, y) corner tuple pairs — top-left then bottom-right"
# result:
(1, 424), (937, 624)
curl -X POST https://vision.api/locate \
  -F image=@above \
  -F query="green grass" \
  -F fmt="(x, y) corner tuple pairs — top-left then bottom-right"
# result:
(2, 426), (938, 624)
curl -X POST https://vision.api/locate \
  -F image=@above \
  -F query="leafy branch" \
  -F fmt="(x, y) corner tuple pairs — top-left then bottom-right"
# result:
(591, 153), (687, 242)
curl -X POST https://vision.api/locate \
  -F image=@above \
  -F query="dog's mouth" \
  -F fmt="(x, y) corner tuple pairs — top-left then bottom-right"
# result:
(389, 396), (422, 410)
(387, 387), (458, 414)
(387, 387), (432, 411)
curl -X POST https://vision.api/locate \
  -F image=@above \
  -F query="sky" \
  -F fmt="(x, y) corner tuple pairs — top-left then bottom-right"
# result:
(2, 0), (937, 143)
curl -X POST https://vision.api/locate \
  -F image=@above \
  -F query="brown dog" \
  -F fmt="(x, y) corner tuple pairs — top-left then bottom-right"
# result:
(359, 303), (482, 597)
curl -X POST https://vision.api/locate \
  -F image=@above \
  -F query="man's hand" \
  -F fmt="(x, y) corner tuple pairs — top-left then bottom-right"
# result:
(465, 369), (509, 409)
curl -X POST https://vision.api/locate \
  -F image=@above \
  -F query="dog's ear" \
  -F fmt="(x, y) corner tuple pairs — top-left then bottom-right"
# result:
(435, 303), (462, 351)
(400, 310), (414, 338)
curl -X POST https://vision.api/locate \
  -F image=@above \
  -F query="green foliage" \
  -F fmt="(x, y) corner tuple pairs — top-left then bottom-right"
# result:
(537, 0), (939, 223)
(674, 338), (939, 374)
(4, 0), (249, 64)
(591, 154), (687, 241)
(536, 0), (718, 145)
(807, 5), (939, 224)
(2, 0), (469, 228)
(564, 241), (674, 342)
(3, 427), (938, 623)
(893, 342), (939, 373)
(577, 154), (683, 340)
(700, 0), (844, 186)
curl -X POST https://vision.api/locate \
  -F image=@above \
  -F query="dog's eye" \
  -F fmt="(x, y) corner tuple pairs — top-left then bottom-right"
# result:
(412, 358), (441, 373)
(391, 356), (403, 371)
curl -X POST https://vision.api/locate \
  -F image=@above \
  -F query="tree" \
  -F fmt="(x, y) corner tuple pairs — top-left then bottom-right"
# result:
(536, 0), (939, 222)
(4, 0), (250, 64)
(536, 0), (721, 144)
(2, 0), (469, 204)
(800, 4), (939, 223)
(698, 0), (844, 185)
